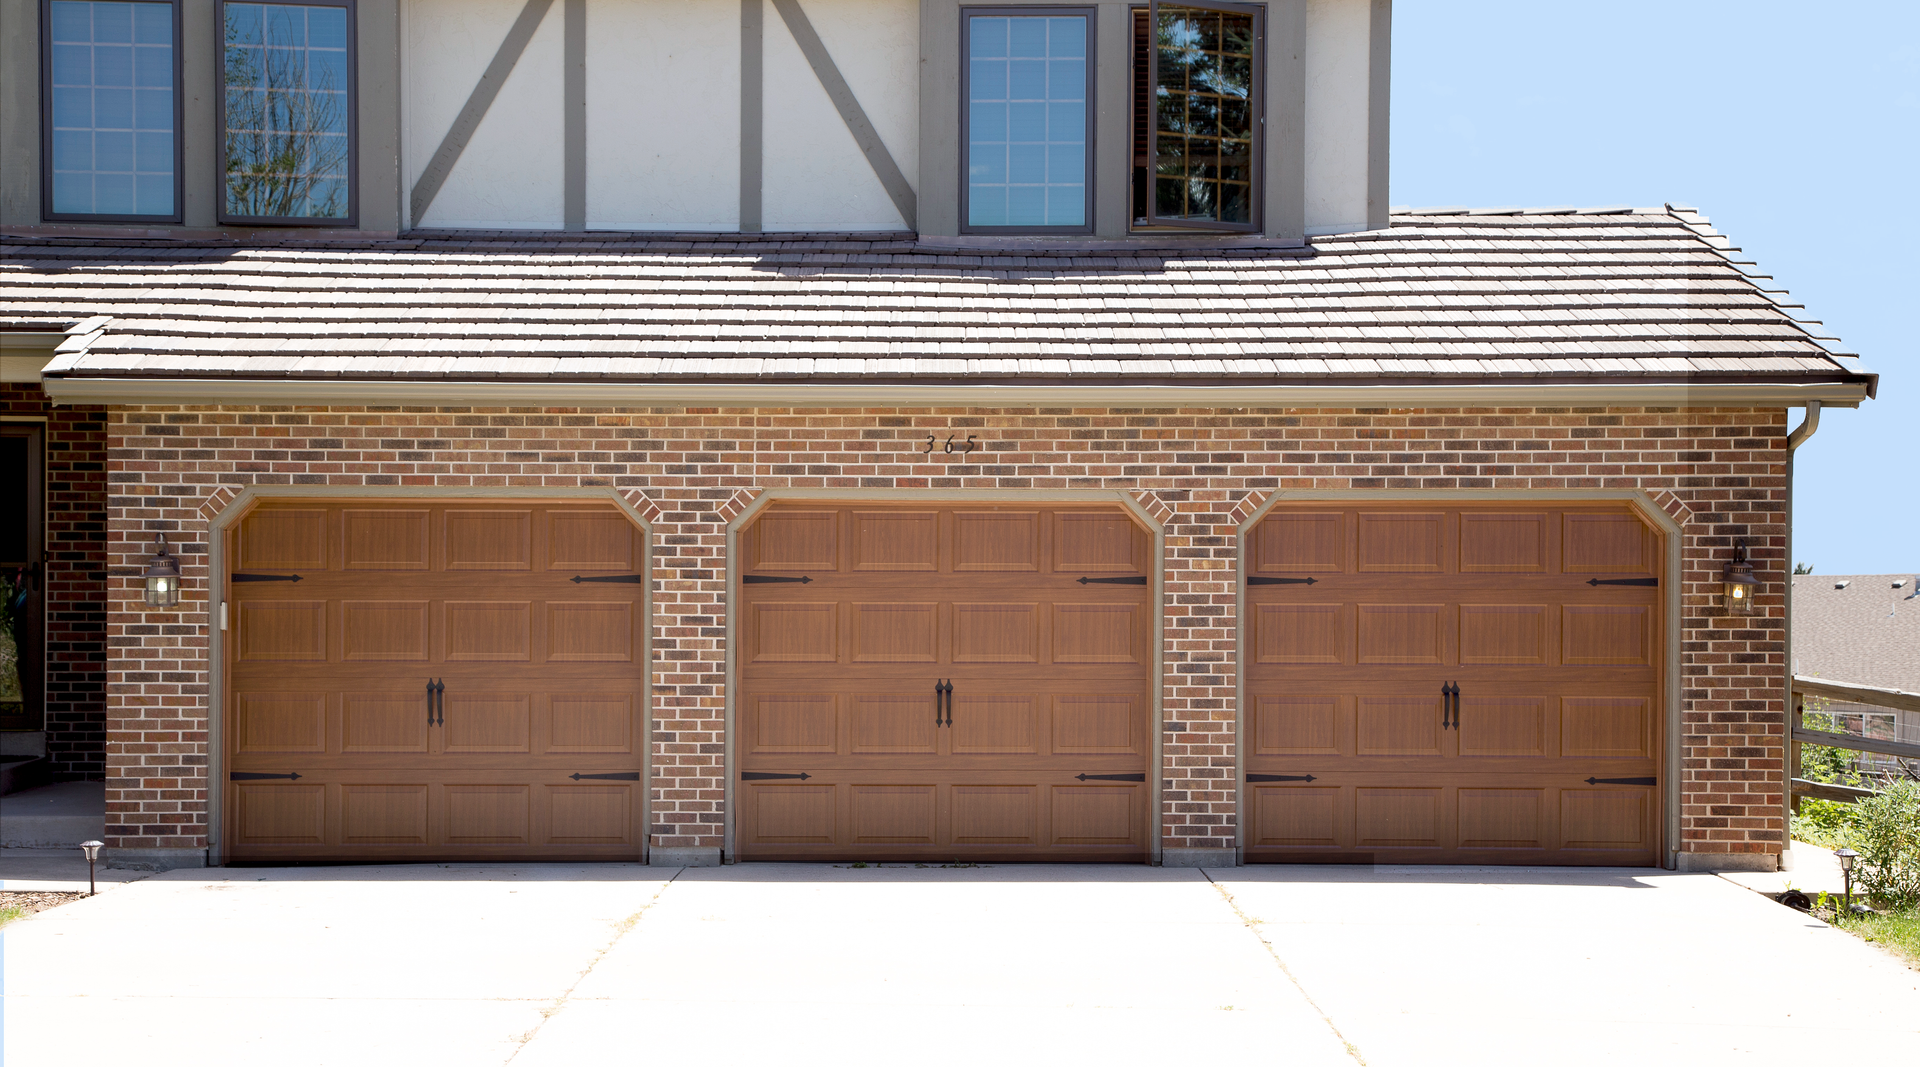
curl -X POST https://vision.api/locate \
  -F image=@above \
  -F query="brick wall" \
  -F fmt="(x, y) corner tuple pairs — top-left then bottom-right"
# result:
(101, 403), (1789, 861)
(3, 383), (108, 780)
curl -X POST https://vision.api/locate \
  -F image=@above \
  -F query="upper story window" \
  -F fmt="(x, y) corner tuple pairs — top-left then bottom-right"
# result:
(42, 0), (183, 221)
(219, 0), (355, 225)
(962, 9), (1095, 234)
(1136, 1), (1262, 231)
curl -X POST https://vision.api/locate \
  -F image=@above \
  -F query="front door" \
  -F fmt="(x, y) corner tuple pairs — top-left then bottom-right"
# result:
(736, 503), (1154, 861)
(223, 500), (648, 861)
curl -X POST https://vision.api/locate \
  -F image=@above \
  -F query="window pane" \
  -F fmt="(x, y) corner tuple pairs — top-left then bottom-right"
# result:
(1151, 4), (1257, 226)
(222, 2), (352, 220)
(966, 14), (1087, 229)
(47, 0), (176, 218)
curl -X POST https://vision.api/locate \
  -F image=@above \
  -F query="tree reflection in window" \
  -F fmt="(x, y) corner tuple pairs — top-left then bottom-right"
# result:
(222, 2), (350, 220)
(1150, 3), (1257, 228)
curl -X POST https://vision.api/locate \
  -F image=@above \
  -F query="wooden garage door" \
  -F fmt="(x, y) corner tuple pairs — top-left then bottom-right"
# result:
(223, 501), (646, 862)
(1244, 503), (1663, 865)
(736, 503), (1153, 862)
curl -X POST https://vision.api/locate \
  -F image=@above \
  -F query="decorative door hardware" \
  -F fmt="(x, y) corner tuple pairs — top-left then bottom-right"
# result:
(922, 434), (980, 455)
(936, 679), (953, 726)
(1076, 575), (1147, 585)
(231, 573), (303, 583)
(1248, 576), (1317, 586)
(1441, 682), (1459, 730)
(1587, 577), (1658, 587)
(570, 573), (645, 584)
(569, 772), (640, 781)
(229, 771), (302, 781)
(744, 574), (813, 584)
(1074, 773), (1145, 782)
(1584, 776), (1657, 786)
(1247, 773), (1316, 783)
(428, 679), (445, 726)
(741, 771), (812, 781)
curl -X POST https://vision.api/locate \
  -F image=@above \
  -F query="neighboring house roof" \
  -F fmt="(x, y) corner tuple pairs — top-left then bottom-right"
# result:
(0, 206), (1876, 404)
(1792, 574), (1920, 692)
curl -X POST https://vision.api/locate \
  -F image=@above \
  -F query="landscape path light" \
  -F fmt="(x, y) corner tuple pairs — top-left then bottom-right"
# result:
(79, 839), (103, 896)
(1834, 846), (1859, 914)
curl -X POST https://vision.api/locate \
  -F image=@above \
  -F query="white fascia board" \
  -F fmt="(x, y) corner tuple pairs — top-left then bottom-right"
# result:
(35, 377), (1872, 408)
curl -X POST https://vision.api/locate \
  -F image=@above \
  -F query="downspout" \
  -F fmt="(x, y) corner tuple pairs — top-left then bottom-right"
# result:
(1779, 401), (1820, 872)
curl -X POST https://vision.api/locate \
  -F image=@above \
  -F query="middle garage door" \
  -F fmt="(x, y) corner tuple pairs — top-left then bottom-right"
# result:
(736, 502), (1154, 862)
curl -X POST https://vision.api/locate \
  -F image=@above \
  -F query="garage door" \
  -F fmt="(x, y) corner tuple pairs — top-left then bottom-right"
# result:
(736, 503), (1153, 862)
(223, 501), (647, 862)
(1244, 503), (1663, 865)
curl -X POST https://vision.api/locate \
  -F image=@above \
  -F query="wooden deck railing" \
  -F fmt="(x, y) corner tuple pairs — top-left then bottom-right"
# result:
(1789, 675), (1920, 806)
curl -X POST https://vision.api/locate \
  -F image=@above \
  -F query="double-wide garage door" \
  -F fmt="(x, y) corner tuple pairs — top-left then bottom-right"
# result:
(224, 501), (647, 861)
(735, 503), (1154, 862)
(1244, 503), (1664, 865)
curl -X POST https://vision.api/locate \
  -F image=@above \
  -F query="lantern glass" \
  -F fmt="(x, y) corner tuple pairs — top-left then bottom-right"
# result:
(143, 535), (182, 608)
(1834, 847), (1858, 872)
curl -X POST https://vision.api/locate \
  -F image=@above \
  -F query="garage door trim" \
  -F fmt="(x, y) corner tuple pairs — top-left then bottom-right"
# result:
(1233, 490), (1682, 869)
(725, 489), (1167, 864)
(204, 486), (653, 865)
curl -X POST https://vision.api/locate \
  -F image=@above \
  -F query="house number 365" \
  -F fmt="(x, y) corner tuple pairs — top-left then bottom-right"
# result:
(923, 434), (979, 455)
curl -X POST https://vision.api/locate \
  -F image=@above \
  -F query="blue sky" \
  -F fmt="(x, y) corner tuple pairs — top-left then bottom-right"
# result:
(1391, 1), (1917, 575)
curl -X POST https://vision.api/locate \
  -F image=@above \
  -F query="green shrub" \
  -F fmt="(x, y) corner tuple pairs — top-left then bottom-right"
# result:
(1850, 778), (1920, 908)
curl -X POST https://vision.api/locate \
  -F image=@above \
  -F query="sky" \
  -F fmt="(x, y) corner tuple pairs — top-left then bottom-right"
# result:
(1390, 0), (1918, 575)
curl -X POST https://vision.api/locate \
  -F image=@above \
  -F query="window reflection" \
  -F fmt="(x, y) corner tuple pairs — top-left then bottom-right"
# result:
(222, 2), (351, 220)
(966, 14), (1089, 230)
(1150, 4), (1256, 228)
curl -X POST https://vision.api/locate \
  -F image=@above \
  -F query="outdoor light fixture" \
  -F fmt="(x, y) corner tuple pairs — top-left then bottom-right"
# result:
(1834, 847), (1859, 914)
(79, 839), (103, 896)
(1721, 538), (1758, 615)
(143, 535), (182, 608)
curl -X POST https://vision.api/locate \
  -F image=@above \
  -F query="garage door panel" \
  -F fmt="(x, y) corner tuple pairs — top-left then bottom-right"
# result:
(851, 694), (939, 754)
(953, 511), (1039, 571)
(344, 510), (430, 570)
(341, 783), (430, 844)
(1255, 604), (1344, 664)
(852, 785), (937, 843)
(950, 695), (1038, 754)
(749, 602), (838, 663)
(1459, 512), (1548, 573)
(851, 602), (938, 662)
(1051, 694), (1141, 755)
(1053, 511), (1144, 573)
(1052, 603), (1141, 664)
(748, 693), (838, 754)
(952, 785), (1038, 843)
(446, 601), (532, 661)
(226, 500), (646, 862)
(238, 508), (329, 570)
(445, 784), (531, 844)
(854, 511), (939, 571)
(1459, 604), (1548, 664)
(1357, 604), (1447, 664)
(1051, 785), (1137, 845)
(237, 601), (328, 661)
(237, 692), (328, 754)
(234, 783), (327, 844)
(445, 510), (532, 571)
(1255, 694), (1345, 756)
(749, 510), (837, 571)
(1252, 511), (1346, 573)
(746, 784), (837, 844)
(1247, 502), (1661, 866)
(952, 602), (1040, 663)
(1456, 697), (1547, 757)
(342, 692), (432, 753)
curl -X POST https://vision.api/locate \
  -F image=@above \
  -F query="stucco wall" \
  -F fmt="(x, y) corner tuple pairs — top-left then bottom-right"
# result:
(100, 402), (1789, 866)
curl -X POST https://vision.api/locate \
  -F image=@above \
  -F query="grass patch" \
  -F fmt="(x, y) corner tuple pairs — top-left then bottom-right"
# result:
(0, 891), (86, 926)
(0, 905), (26, 927)
(1838, 904), (1920, 970)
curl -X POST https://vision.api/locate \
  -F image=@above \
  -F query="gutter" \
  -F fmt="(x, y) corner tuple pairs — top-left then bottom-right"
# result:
(35, 377), (1875, 409)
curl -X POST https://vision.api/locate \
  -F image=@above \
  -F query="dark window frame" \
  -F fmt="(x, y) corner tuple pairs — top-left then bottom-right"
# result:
(1141, 0), (1264, 233)
(958, 5), (1099, 237)
(215, 0), (359, 227)
(40, 0), (186, 223)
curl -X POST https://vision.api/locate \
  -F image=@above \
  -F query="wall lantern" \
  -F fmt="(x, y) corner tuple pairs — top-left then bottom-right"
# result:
(1721, 538), (1758, 616)
(143, 534), (182, 608)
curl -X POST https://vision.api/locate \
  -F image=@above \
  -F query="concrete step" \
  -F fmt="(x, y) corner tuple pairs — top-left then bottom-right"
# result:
(0, 781), (106, 847)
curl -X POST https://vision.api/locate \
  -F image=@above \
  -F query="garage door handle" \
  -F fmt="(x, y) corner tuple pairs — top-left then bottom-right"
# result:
(1441, 682), (1457, 729)
(936, 679), (952, 726)
(429, 679), (445, 726)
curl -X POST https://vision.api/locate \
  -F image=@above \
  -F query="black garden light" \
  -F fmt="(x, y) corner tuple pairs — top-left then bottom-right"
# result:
(1721, 538), (1758, 616)
(143, 535), (182, 608)
(79, 839), (103, 896)
(1834, 847), (1859, 913)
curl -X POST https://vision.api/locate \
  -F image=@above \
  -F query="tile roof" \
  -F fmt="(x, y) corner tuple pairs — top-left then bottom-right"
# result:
(0, 207), (1877, 390)
(1792, 575), (1920, 693)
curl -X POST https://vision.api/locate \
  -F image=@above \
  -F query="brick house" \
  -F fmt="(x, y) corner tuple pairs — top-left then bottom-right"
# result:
(0, 0), (1876, 871)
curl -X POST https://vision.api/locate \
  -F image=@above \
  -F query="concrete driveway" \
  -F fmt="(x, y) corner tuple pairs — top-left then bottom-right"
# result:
(4, 863), (1916, 1067)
